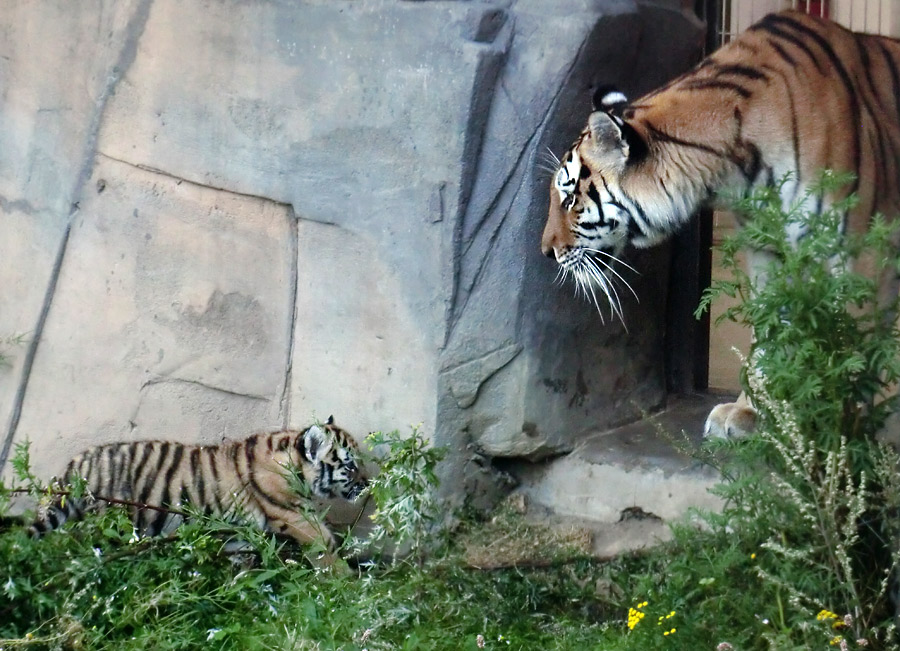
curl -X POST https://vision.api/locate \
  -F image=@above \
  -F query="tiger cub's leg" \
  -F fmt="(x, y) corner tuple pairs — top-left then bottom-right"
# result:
(265, 505), (340, 568)
(28, 484), (95, 537)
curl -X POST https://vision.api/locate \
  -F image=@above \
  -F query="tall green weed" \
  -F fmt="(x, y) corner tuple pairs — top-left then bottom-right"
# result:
(689, 172), (900, 648)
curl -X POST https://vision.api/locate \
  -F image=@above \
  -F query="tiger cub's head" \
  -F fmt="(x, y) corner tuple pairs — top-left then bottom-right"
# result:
(541, 88), (654, 320)
(290, 417), (368, 502)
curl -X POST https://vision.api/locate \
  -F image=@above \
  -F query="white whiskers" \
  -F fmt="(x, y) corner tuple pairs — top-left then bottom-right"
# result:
(537, 147), (563, 176)
(559, 248), (639, 328)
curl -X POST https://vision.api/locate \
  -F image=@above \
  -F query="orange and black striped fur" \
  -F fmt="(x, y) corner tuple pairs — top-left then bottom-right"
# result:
(29, 418), (367, 552)
(541, 11), (900, 436)
(543, 10), (900, 304)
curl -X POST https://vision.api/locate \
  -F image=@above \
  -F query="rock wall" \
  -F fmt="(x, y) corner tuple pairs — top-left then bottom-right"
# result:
(0, 0), (703, 508)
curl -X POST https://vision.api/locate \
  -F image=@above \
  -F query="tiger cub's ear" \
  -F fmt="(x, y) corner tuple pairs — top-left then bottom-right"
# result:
(303, 425), (333, 463)
(585, 111), (630, 173)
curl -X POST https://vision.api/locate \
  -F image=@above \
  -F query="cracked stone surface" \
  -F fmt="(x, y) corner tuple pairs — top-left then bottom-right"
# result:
(9, 156), (293, 479)
(0, 0), (706, 533)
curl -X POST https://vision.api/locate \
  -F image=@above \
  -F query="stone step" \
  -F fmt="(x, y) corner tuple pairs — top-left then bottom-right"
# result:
(513, 394), (732, 558)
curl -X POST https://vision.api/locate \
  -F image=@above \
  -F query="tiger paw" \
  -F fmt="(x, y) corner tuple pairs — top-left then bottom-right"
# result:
(703, 401), (756, 439)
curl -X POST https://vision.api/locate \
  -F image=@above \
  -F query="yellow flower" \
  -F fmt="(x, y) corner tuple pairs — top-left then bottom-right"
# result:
(627, 603), (648, 631)
(829, 635), (844, 646)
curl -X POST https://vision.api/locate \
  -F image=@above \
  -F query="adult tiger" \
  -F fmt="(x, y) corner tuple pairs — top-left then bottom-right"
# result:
(28, 417), (368, 561)
(540, 10), (900, 438)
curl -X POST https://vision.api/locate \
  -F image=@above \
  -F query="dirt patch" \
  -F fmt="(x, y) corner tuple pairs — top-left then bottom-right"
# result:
(460, 494), (593, 570)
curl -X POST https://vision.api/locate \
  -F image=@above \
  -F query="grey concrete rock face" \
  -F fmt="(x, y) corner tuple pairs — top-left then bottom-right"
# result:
(0, 0), (705, 529)
(10, 156), (293, 479)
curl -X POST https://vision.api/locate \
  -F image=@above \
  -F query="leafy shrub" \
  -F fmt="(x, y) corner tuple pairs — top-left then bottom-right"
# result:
(351, 426), (446, 567)
(688, 172), (900, 648)
(589, 174), (900, 650)
(698, 171), (900, 451)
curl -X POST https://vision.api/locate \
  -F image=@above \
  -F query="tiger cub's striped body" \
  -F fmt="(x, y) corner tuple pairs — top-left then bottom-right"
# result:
(30, 419), (367, 552)
(541, 11), (900, 437)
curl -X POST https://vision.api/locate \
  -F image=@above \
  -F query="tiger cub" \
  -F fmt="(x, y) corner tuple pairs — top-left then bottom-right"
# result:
(29, 417), (368, 556)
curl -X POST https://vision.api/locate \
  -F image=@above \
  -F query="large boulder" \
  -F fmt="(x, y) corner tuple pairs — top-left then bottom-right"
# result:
(0, 0), (704, 516)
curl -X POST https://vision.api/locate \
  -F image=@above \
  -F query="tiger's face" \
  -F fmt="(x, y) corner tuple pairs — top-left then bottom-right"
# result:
(294, 418), (368, 502)
(541, 115), (642, 321)
(543, 146), (632, 264)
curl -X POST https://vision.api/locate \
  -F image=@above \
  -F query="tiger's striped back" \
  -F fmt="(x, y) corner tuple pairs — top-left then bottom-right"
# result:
(540, 10), (900, 438)
(29, 419), (367, 549)
(542, 10), (900, 300)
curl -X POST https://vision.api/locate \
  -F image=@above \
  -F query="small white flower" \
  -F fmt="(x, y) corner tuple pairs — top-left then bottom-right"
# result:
(206, 628), (221, 642)
(93, 547), (102, 558)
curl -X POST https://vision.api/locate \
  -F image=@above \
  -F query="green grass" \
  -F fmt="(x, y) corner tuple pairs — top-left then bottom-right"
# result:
(0, 489), (868, 651)
(2, 443), (897, 650)
(0, 507), (625, 650)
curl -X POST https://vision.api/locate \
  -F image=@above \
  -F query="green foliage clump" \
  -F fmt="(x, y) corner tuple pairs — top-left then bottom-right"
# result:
(578, 173), (900, 650)
(353, 426), (446, 566)
(684, 172), (900, 648)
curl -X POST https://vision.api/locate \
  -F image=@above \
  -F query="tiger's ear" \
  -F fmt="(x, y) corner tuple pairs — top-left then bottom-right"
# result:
(303, 425), (333, 463)
(592, 86), (628, 115)
(325, 415), (334, 426)
(585, 110), (630, 172)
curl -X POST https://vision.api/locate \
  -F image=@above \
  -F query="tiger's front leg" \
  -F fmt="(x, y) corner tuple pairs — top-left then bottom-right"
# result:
(704, 391), (756, 439)
(703, 246), (779, 439)
(266, 506), (340, 568)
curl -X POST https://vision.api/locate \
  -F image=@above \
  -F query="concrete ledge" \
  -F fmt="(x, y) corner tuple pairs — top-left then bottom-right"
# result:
(512, 395), (729, 557)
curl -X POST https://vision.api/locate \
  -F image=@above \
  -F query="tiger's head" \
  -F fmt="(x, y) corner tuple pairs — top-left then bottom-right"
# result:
(294, 417), (368, 502)
(541, 89), (668, 320)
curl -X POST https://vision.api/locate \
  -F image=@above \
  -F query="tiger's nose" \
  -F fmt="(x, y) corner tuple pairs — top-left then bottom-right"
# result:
(541, 238), (569, 261)
(541, 232), (565, 260)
